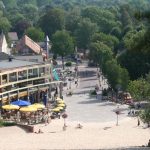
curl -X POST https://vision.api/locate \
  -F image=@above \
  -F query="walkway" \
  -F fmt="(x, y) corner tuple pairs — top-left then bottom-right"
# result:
(63, 61), (129, 123)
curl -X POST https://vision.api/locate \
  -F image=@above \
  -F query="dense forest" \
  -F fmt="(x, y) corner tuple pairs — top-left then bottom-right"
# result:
(1, 0), (150, 97)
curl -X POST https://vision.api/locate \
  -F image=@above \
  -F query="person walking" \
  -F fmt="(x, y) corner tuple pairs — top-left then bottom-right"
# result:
(137, 118), (140, 126)
(147, 139), (150, 147)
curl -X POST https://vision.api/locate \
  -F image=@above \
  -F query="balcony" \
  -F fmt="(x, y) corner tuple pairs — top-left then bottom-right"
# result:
(9, 76), (17, 82)
(28, 73), (38, 79)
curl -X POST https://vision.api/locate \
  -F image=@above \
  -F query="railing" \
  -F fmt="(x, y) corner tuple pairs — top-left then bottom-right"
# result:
(0, 75), (50, 88)
(0, 80), (63, 99)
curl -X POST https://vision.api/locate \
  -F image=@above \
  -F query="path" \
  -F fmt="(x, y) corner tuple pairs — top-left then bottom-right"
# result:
(63, 61), (129, 123)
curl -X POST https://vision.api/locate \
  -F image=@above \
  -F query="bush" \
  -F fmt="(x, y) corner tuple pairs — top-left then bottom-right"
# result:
(102, 89), (108, 96)
(90, 90), (97, 95)
(0, 120), (16, 127)
(139, 108), (150, 127)
(65, 61), (72, 67)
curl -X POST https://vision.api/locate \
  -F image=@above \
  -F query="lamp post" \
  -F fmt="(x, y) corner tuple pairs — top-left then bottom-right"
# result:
(62, 113), (68, 131)
(115, 105), (120, 126)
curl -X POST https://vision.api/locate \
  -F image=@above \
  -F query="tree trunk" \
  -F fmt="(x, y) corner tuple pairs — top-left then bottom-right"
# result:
(62, 56), (64, 70)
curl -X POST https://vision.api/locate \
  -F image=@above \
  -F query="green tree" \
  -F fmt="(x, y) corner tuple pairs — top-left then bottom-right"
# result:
(17, 0), (37, 6)
(37, 0), (52, 7)
(128, 78), (150, 101)
(104, 59), (129, 91)
(91, 32), (119, 51)
(14, 20), (31, 38)
(75, 18), (98, 50)
(39, 8), (65, 38)
(81, 7), (118, 33)
(51, 30), (74, 69)
(2, 0), (17, 8)
(89, 42), (113, 67)
(140, 108), (150, 127)
(65, 8), (81, 35)
(25, 27), (45, 42)
(0, 17), (11, 33)
(120, 5), (133, 35)
(21, 4), (38, 23)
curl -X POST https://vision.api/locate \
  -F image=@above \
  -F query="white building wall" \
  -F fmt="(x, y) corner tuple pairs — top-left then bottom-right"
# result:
(0, 34), (10, 55)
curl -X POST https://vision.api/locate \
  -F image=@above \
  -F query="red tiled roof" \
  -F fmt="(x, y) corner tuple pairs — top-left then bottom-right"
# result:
(16, 35), (43, 54)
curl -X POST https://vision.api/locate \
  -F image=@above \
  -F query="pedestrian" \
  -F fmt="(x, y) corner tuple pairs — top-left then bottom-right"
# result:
(137, 118), (140, 126)
(147, 139), (150, 147)
(132, 110), (135, 116)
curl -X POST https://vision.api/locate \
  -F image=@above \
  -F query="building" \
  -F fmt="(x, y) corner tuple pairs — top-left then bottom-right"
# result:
(16, 35), (43, 55)
(15, 35), (47, 62)
(0, 33), (10, 55)
(0, 56), (63, 105)
(8, 32), (19, 48)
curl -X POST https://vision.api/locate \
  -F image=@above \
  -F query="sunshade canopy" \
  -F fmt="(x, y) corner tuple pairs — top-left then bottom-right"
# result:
(11, 100), (31, 106)
(20, 106), (37, 112)
(2, 105), (19, 110)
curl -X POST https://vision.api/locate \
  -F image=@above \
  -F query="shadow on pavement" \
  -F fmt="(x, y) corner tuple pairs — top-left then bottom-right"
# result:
(78, 99), (100, 104)
(82, 78), (97, 82)
(99, 102), (116, 107)
(73, 89), (91, 95)
(78, 70), (96, 78)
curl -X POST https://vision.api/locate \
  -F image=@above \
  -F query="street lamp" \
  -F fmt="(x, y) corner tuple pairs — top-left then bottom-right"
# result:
(68, 78), (72, 89)
(115, 105), (121, 126)
(62, 113), (68, 131)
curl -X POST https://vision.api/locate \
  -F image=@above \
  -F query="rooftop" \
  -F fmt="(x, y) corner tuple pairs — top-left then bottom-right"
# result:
(16, 35), (43, 54)
(0, 59), (41, 71)
(0, 52), (10, 60)
(8, 32), (18, 41)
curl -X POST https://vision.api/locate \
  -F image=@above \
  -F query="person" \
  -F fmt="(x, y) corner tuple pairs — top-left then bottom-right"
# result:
(75, 79), (78, 87)
(137, 103), (141, 109)
(95, 84), (99, 91)
(147, 139), (150, 147)
(137, 118), (140, 126)
(76, 123), (83, 129)
(43, 112), (48, 126)
(35, 129), (43, 134)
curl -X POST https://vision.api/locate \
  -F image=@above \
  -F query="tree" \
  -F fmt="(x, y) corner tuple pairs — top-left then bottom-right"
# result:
(21, 4), (38, 23)
(89, 42), (113, 67)
(2, 0), (17, 8)
(37, 0), (52, 7)
(140, 108), (150, 127)
(25, 27), (45, 42)
(65, 8), (81, 36)
(14, 20), (31, 38)
(7, 12), (25, 27)
(39, 8), (65, 38)
(0, 17), (11, 33)
(128, 78), (150, 101)
(81, 7), (118, 33)
(110, 26), (122, 39)
(17, 0), (37, 6)
(75, 18), (98, 50)
(91, 32), (119, 51)
(51, 30), (74, 69)
(120, 5), (133, 35)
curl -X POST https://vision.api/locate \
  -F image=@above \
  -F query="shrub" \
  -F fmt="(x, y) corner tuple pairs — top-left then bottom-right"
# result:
(0, 120), (16, 127)
(139, 108), (150, 127)
(65, 61), (72, 67)
(90, 90), (97, 95)
(102, 89), (108, 96)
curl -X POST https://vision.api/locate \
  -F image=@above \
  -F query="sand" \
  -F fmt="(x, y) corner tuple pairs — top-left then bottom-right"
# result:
(0, 117), (149, 150)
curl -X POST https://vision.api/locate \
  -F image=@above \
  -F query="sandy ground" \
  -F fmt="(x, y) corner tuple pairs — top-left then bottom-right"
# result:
(0, 117), (149, 150)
